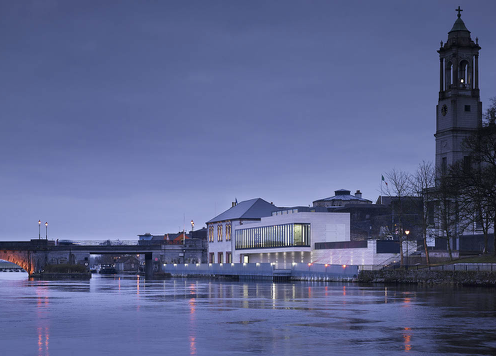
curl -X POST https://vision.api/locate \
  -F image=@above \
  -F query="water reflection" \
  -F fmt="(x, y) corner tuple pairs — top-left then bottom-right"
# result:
(36, 286), (50, 356)
(403, 327), (412, 352)
(1, 274), (496, 355)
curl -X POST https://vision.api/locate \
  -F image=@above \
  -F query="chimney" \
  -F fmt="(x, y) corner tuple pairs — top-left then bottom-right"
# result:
(355, 190), (362, 199)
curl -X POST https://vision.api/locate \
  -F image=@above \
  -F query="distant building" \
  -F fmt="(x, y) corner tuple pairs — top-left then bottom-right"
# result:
(115, 256), (140, 273)
(313, 189), (371, 208)
(137, 228), (208, 264)
(138, 228), (207, 245)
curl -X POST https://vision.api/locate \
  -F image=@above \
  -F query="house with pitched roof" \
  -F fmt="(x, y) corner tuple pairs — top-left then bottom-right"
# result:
(206, 198), (280, 263)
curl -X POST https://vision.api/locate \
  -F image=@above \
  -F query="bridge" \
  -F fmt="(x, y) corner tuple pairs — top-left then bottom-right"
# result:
(0, 239), (187, 278)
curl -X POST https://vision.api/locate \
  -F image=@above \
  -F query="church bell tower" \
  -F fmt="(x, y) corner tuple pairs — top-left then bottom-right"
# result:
(435, 7), (482, 175)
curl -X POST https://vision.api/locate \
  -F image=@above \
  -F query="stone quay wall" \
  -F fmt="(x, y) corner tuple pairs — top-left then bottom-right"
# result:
(359, 267), (496, 286)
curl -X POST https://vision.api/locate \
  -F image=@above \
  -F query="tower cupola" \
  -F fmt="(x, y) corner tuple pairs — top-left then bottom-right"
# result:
(448, 6), (470, 40)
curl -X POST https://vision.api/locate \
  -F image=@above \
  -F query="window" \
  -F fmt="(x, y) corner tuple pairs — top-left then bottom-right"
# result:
(217, 224), (223, 241)
(208, 225), (214, 242)
(235, 223), (311, 250)
(465, 105), (471, 112)
(217, 252), (223, 264)
(209, 253), (214, 263)
(226, 252), (232, 263)
(475, 212), (483, 230)
(442, 157), (447, 175)
(225, 223), (232, 241)
(459, 60), (469, 86)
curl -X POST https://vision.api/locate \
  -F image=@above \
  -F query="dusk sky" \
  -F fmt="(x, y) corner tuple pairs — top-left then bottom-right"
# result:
(1, 1), (495, 241)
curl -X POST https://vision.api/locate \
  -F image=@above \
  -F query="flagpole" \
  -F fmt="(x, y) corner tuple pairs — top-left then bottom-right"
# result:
(380, 175), (383, 205)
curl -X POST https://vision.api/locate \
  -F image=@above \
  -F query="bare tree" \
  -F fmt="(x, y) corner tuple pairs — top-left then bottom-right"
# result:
(409, 161), (435, 265)
(450, 158), (494, 254)
(385, 169), (411, 266)
(453, 102), (496, 255)
(485, 97), (496, 125)
(431, 171), (461, 261)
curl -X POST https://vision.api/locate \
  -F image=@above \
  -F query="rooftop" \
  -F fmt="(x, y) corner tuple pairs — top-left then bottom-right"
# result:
(313, 189), (371, 203)
(207, 198), (280, 223)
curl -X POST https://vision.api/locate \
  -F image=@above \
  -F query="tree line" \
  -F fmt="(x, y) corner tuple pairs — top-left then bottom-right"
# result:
(385, 98), (496, 265)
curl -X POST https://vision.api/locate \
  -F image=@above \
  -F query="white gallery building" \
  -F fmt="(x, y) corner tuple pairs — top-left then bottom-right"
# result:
(207, 198), (351, 268)
(207, 198), (406, 268)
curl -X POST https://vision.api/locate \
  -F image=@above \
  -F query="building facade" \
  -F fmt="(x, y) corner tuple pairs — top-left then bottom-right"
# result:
(233, 209), (350, 268)
(207, 199), (351, 267)
(313, 189), (371, 208)
(433, 9), (495, 253)
(206, 198), (279, 264)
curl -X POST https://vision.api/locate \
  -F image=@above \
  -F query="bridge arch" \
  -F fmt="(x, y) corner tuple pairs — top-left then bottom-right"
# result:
(0, 250), (34, 274)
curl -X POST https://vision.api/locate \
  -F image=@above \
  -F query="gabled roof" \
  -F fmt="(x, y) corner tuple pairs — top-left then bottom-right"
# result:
(206, 198), (279, 224)
(117, 256), (139, 264)
(173, 233), (189, 242)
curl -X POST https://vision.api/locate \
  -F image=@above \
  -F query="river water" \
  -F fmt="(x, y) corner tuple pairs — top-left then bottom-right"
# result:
(0, 272), (495, 356)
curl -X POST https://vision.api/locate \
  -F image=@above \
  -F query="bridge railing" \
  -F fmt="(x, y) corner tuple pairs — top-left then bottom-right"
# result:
(59, 240), (139, 246)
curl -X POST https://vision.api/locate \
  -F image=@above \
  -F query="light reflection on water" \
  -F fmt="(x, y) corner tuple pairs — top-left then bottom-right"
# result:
(35, 283), (50, 356)
(0, 272), (495, 355)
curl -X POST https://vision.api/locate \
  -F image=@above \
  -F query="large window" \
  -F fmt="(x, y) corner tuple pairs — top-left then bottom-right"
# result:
(235, 223), (310, 249)
(217, 224), (223, 242)
(226, 223), (232, 241)
(208, 225), (214, 242)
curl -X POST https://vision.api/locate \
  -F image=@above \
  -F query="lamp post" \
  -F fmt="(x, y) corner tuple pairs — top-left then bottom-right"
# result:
(45, 222), (48, 240)
(405, 230), (410, 267)
(191, 220), (194, 233)
(38, 220), (41, 239)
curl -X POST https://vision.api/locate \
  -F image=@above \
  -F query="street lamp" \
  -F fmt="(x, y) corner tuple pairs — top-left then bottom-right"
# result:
(405, 230), (410, 267)
(45, 222), (48, 240)
(38, 220), (41, 239)
(191, 220), (194, 232)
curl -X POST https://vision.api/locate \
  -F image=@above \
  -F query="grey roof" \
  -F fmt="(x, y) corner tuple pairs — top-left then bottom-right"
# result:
(449, 17), (470, 33)
(206, 198), (279, 223)
(314, 189), (371, 203)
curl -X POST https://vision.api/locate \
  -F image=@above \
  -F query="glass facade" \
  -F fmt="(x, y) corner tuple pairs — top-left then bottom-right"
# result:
(235, 223), (310, 250)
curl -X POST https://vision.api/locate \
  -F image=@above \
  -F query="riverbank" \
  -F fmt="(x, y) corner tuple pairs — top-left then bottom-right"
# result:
(358, 268), (496, 286)
(30, 272), (92, 279)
